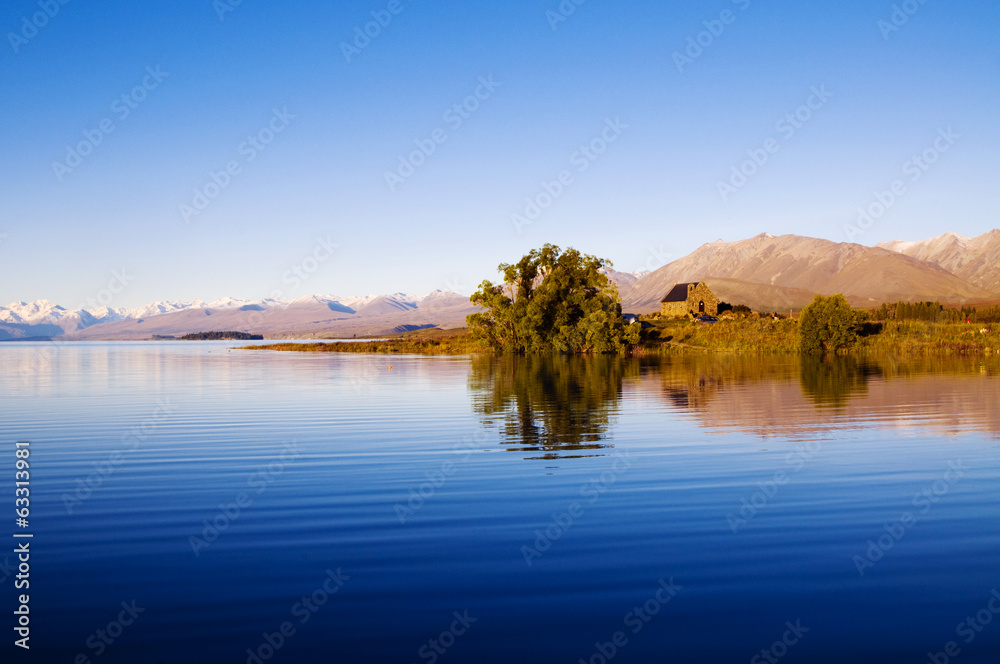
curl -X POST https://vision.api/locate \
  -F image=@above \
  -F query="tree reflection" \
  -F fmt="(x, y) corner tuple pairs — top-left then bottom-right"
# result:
(798, 355), (882, 408)
(469, 354), (635, 459)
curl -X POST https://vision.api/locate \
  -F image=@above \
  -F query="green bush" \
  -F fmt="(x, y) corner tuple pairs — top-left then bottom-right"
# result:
(799, 294), (860, 354)
(466, 244), (628, 353)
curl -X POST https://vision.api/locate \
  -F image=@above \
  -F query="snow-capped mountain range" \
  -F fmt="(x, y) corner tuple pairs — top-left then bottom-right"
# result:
(4, 230), (998, 341)
(0, 291), (471, 340)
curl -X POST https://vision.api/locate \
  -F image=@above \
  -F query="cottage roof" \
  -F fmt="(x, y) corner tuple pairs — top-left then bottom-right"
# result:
(661, 282), (701, 303)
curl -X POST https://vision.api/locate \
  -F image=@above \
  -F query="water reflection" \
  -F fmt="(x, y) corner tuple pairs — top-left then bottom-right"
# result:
(650, 354), (798, 412)
(799, 355), (882, 407)
(469, 354), (638, 459)
(3, 340), (998, 661)
(470, 353), (1000, 456)
(646, 354), (1000, 440)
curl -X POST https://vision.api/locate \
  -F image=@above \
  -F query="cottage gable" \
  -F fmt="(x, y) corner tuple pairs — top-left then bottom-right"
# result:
(659, 282), (719, 317)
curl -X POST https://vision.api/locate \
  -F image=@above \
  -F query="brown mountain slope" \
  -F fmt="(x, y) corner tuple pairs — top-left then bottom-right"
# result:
(877, 229), (1000, 293)
(65, 298), (477, 340)
(619, 277), (825, 314)
(620, 233), (993, 313)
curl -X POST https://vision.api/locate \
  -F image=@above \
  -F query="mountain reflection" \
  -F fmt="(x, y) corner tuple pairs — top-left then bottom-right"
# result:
(647, 354), (1000, 440)
(469, 355), (637, 459)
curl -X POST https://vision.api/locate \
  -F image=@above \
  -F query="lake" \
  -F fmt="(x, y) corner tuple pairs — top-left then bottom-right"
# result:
(2, 342), (999, 663)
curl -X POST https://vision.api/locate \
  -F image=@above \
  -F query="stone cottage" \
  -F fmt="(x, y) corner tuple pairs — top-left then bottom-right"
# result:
(660, 282), (719, 317)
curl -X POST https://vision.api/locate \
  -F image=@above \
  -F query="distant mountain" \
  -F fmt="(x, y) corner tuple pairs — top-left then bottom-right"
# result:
(621, 276), (854, 315)
(699, 278), (853, 313)
(620, 233), (995, 312)
(6, 229), (999, 340)
(0, 292), (477, 341)
(601, 268), (650, 288)
(877, 230), (1000, 294)
(351, 294), (419, 317)
(0, 300), (93, 335)
(2, 300), (64, 322)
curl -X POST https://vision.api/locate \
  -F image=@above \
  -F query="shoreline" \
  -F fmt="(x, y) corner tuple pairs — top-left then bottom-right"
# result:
(238, 319), (1000, 358)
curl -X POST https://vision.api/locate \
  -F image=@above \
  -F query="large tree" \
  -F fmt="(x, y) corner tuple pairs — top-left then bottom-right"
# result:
(467, 244), (630, 353)
(799, 294), (860, 354)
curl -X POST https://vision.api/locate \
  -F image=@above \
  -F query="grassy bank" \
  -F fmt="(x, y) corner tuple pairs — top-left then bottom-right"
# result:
(638, 317), (998, 356)
(856, 320), (998, 357)
(639, 317), (799, 354)
(240, 319), (999, 357)
(239, 328), (486, 355)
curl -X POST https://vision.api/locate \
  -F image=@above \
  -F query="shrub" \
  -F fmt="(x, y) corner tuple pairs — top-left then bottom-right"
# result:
(799, 294), (860, 354)
(467, 244), (627, 353)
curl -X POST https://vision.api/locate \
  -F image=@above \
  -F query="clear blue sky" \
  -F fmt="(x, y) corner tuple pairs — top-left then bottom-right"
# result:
(1, 0), (997, 307)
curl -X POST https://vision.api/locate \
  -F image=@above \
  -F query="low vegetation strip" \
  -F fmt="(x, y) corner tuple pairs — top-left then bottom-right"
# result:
(239, 333), (486, 355)
(181, 331), (263, 340)
(857, 321), (998, 356)
(640, 318), (799, 354)
(241, 318), (998, 358)
(240, 264), (1000, 358)
(640, 319), (997, 357)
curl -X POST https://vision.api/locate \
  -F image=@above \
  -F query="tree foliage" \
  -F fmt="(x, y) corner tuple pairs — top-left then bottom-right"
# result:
(868, 301), (1000, 324)
(179, 331), (263, 340)
(467, 244), (629, 353)
(799, 294), (860, 354)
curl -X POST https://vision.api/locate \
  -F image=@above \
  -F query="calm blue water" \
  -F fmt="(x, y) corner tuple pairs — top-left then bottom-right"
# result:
(2, 342), (1000, 663)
